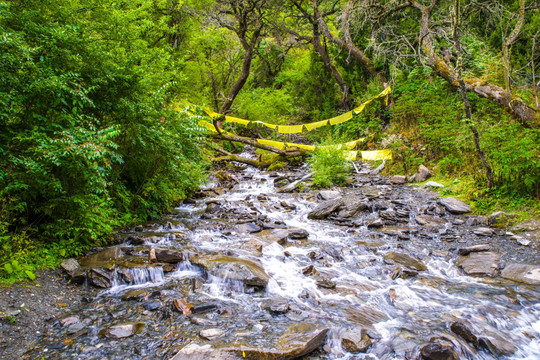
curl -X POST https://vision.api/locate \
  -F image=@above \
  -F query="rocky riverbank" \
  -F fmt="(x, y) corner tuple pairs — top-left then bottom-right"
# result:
(1, 162), (539, 359)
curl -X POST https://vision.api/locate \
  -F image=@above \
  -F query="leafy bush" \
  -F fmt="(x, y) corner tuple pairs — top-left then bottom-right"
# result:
(308, 146), (352, 188)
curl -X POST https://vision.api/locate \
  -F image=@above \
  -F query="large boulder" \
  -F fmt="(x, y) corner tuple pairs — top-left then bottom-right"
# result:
(60, 258), (86, 283)
(190, 255), (270, 287)
(233, 323), (329, 359)
(79, 247), (124, 269)
(415, 165), (432, 182)
(500, 263), (540, 285)
(438, 197), (472, 214)
(456, 252), (500, 277)
(308, 198), (344, 219)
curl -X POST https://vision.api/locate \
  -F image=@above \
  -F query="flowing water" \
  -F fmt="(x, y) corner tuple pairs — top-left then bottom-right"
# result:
(25, 163), (540, 359)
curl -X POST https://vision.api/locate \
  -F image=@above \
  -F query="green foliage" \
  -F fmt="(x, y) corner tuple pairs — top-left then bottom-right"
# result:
(308, 143), (352, 188)
(0, 0), (207, 283)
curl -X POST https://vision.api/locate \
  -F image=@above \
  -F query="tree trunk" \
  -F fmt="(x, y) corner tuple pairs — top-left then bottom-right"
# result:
(452, 0), (494, 188)
(311, 28), (350, 108)
(220, 48), (254, 114)
(409, 0), (538, 127)
(501, 0), (526, 91)
(316, 4), (388, 88)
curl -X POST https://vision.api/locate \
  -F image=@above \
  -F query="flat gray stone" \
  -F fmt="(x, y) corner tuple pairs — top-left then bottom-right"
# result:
(439, 197), (472, 214)
(501, 263), (540, 285)
(456, 252), (500, 277)
(457, 244), (490, 256)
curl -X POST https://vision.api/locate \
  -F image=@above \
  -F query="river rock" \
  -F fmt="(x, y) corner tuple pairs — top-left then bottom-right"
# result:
(344, 306), (388, 330)
(438, 197), (471, 214)
(337, 196), (370, 218)
(88, 268), (113, 288)
(391, 175), (407, 185)
(60, 258), (81, 277)
(367, 218), (383, 228)
(59, 315), (80, 327)
(288, 227), (309, 239)
(500, 263), (540, 285)
(236, 222), (261, 233)
(308, 198), (344, 219)
(473, 227), (494, 236)
(455, 252), (500, 277)
(479, 329), (517, 357)
(420, 341), (459, 360)
(263, 297), (290, 314)
(415, 165), (432, 182)
(319, 190), (340, 200)
(98, 322), (145, 338)
(424, 181), (444, 188)
(341, 328), (372, 353)
(60, 258), (86, 283)
(234, 323), (329, 359)
(415, 215), (447, 227)
(200, 328), (224, 340)
(384, 252), (427, 272)
(457, 244), (490, 256)
(450, 321), (478, 346)
(121, 288), (149, 300)
(126, 236), (145, 245)
(79, 247), (124, 269)
(190, 255), (270, 287)
(153, 248), (187, 263)
(170, 344), (236, 360)
(256, 228), (289, 245)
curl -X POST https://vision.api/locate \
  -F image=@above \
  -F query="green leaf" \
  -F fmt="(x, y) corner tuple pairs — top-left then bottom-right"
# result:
(25, 270), (36, 280)
(60, 249), (66, 257)
(11, 260), (21, 271)
(4, 263), (13, 274)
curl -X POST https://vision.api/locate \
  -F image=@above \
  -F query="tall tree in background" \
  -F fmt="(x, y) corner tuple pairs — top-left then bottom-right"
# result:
(212, 0), (272, 114)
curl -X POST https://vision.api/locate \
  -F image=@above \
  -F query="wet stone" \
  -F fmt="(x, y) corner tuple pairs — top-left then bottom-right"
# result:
(341, 328), (372, 353)
(126, 236), (145, 245)
(66, 322), (85, 334)
(288, 227), (309, 239)
(59, 315), (80, 327)
(200, 328), (224, 340)
(88, 268), (113, 288)
(420, 341), (459, 360)
(121, 289), (149, 301)
(308, 198), (344, 219)
(190, 255), (270, 287)
(500, 263), (540, 285)
(450, 321), (478, 346)
(142, 301), (161, 311)
(190, 317), (218, 326)
(367, 218), (383, 228)
(384, 252), (427, 272)
(457, 244), (490, 256)
(236, 223), (261, 233)
(154, 248), (187, 263)
(318, 190), (340, 200)
(79, 247), (124, 269)
(456, 251), (500, 277)
(98, 322), (145, 339)
(263, 297), (290, 314)
(479, 329), (518, 357)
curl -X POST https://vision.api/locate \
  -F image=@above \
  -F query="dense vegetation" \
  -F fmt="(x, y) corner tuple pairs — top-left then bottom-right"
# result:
(1, 0), (538, 283)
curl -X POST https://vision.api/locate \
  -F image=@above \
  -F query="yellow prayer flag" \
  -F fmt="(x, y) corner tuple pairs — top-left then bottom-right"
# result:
(225, 116), (250, 126)
(286, 143), (316, 151)
(277, 124), (304, 134)
(360, 149), (392, 161)
(304, 119), (329, 131)
(328, 111), (353, 125)
(257, 139), (285, 150)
